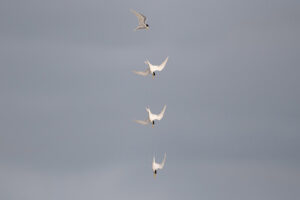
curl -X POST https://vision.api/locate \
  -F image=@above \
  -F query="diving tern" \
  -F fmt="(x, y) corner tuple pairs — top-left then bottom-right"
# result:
(152, 153), (166, 177)
(130, 9), (149, 31)
(134, 105), (167, 127)
(133, 57), (169, 79)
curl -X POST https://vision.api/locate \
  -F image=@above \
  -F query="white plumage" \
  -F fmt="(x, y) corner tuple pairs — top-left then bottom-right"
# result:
(130, 9), (149, 31)
(133, 57), (169, 79)
(152, 153), (166, 177)
(134, 105), (167, 127)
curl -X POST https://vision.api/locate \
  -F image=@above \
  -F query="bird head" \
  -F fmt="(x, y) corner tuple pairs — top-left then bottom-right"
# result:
(152, 72), (155, 79)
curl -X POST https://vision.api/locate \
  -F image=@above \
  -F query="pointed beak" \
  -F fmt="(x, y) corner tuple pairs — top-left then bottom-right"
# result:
(153, 173), (156, 178)
(152, 74), (154, 79)
(152, 124), (154, 128)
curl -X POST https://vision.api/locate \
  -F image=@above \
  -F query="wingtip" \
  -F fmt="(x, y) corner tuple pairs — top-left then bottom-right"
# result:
(133, 120), (141, 125)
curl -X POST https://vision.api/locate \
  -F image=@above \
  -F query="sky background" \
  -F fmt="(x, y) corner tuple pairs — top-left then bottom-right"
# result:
(0, 0), (300, 199)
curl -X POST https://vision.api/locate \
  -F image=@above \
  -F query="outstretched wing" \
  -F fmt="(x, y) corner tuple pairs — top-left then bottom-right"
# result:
(134, 119), (150, 125)
(133, 68), (150, 76)
(152, 156), (156, 170)
(134, 26), (146, 31)
(130, 9), (146, 25)
(154, 105), (166, 121)
(152, 57), (168, 72)
(157, 153), (166, 169)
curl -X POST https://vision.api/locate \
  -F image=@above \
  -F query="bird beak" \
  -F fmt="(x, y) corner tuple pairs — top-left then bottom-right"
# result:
(152, 124), (154, 128)
(153, 173), (156, 178)
(152, 74), (154, 79)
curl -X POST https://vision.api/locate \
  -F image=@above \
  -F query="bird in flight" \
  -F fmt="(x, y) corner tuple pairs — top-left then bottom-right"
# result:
(130, 9), (149, 31)
(152, 153), (166, 177)
(133, 57), (169, 79)
(134, 105), (167, 128)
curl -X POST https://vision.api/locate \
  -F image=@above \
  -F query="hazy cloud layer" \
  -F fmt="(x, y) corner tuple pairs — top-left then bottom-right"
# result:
(0, 0), (299, 199)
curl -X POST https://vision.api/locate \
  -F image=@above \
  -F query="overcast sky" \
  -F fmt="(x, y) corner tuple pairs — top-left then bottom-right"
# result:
(0, 0), (300, 199)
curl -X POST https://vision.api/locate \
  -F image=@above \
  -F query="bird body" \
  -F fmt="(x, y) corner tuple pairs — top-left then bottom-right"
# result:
(146, 105), (166, 121)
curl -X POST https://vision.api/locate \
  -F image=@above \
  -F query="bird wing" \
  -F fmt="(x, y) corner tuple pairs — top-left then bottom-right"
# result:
(134, 26), (146, 31)
(152, 57), (168, 72)
(130, 9), (146, 25)
(157, 153), (166, 169)
(133, 68), (150, 76)
(134, 119), (150, 125)
(144, 60), (150, 66)
(152, 156), (156, 170)
(153, 105), (166, 121)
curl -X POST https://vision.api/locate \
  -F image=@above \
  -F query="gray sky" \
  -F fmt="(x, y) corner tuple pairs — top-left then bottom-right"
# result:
(0, 0), (300, 199)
